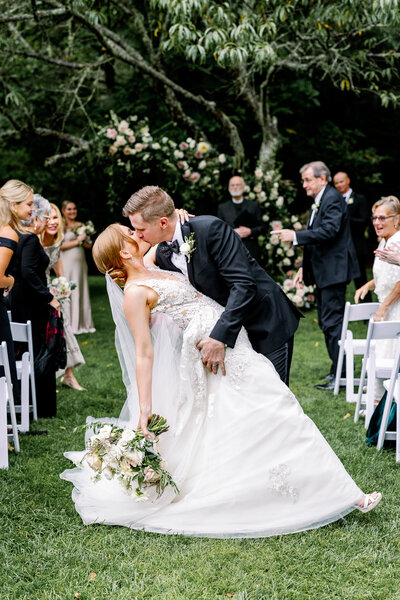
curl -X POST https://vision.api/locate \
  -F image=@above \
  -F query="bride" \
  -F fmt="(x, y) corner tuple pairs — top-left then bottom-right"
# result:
(61, 223), (382, 538)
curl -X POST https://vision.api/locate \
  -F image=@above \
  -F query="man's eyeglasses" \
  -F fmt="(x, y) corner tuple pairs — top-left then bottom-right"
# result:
(371, 215), (396, 223)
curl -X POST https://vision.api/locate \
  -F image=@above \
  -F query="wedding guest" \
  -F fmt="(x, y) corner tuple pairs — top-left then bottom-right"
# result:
(333, 171), (371, 300)
(60, 200), (95, 335)
(273, 161), (359, 390)
(0, 189), (19, 396)
(41, 201), (86, 391)
(355, 196), (400, 395)
(6, 183), (60, 418)
(217, 175), (265, 262)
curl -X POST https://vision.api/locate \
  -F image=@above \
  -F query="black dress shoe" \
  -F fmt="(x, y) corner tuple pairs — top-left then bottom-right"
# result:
(323, 374), (335, 382)
(315, 380), (335, 390)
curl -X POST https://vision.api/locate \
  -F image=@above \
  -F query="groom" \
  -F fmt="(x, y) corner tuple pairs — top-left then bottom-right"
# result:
(123, 186), (302, 384)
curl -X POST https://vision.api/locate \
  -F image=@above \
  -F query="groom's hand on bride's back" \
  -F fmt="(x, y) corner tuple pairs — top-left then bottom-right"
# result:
(196, 338), (226, 376)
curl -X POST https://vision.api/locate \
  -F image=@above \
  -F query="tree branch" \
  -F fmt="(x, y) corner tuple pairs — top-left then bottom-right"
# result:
(0, 8), (67, 23)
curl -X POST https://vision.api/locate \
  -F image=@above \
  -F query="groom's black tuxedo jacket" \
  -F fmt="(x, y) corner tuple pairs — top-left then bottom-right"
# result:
(155, 216), (301, 355)
(296, 185), (360, 289)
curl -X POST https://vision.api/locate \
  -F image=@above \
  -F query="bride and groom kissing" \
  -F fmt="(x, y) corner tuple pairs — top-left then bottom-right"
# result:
(61, 185), (382, 538)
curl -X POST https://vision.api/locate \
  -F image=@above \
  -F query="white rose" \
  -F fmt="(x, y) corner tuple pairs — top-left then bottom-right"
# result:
(125, 449), (144, 467)
(118, 120), (129, 133)
(218, 153), (226, 163)
(173, 149), (184, 159)
(276, 196), (284, 207)
(198, 160), (207, 169)
(102, 466), (114, 480)
(121, 428), (135, 443)
(115, 135), (127, 147)
(98, 425), (113, 439)
(135, 143), (144, 152)
(197, 141), (211, 154)
(179, 242), (191, 254)
(86, 453), (102, 471)
(283, 258), (291, 266)
(255, 168), (263, 179)
(152, 142), (161, 150)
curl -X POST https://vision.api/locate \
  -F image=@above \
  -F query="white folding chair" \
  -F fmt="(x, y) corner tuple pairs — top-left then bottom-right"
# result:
(377, 340), (400, 462)
(9, 320), (37, 423)
(0, 377), (9, 469)
(334, 302), (380, 401)
(354, 319), (400, 428)
(0, 341), (20, 454)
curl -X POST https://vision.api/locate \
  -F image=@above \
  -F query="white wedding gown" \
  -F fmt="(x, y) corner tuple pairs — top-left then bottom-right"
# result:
(61, 269), (362, 538)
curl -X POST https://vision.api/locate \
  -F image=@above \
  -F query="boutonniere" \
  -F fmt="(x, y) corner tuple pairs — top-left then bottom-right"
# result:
(347, 196), (354, 205)
(311, 198), (322, 213)
(179, 232), (196, 262)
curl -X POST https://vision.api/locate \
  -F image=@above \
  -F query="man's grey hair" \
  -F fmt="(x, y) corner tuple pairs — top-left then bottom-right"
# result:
(300, 161), (331, 182)
(30, 193), (51, 224)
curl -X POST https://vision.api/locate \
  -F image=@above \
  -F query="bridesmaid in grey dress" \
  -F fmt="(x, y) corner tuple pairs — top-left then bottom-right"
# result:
(60, 200), (95, 335)
(41, 201), (86, 391)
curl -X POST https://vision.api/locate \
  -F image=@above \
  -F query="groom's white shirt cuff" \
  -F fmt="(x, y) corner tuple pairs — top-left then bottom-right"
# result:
(170, 220), (188, 277)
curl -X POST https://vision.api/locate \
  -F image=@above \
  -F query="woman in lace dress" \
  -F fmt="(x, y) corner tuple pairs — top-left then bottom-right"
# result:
(60, 201), (95, 335)
(355, 196), (400, 395)
(61, 224), (381, 538)
(41, 201), (86, 391)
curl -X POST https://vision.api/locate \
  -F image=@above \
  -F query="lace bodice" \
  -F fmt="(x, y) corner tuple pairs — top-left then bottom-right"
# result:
(125, 269), (254, 402)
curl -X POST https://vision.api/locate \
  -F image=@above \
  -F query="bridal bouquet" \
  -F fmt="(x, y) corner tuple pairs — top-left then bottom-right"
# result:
(75, 220), (96, 240)
(82, 415), (178, 501)
(50, 277), (77, 304)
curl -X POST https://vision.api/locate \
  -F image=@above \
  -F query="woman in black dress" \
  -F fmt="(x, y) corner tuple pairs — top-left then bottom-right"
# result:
(0, 189), (19, 396)
(3, 180), (60, 418)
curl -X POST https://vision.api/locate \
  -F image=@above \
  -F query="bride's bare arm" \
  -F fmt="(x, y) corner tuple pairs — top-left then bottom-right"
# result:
(123, 286), (156, 437)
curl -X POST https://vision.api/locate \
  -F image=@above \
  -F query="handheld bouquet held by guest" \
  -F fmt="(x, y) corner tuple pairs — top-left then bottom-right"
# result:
(60, 200), (95, 335)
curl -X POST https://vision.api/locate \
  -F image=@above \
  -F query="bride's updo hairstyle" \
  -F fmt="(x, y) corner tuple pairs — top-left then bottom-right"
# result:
(93, 223), (138, 286)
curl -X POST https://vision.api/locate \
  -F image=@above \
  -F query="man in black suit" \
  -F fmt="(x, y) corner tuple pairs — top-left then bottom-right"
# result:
(333, 171), (372, 302)
(274, 161), (359, 390)
(123, 186), (301, 385)
(217, 176), (265, 262)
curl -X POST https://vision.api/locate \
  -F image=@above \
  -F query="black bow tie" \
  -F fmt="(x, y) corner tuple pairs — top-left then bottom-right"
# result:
(159, 239), (180, 258)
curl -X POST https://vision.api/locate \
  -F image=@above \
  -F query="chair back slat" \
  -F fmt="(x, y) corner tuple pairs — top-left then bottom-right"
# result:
(9, 321), (29, 343)
(368, 319), (400, 341)
(347, 302), (380, 322)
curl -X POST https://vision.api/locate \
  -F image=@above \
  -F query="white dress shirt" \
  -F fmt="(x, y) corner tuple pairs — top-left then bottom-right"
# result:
(169, 220), (188, 277)
(342, 188), (353, 203)
(293, 185), (326, 245)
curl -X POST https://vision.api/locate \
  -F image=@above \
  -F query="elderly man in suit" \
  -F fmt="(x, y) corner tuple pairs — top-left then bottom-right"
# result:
(274, 161), (359, 390)
(333, 171), (372, 302)
(217, 176), (265, 262)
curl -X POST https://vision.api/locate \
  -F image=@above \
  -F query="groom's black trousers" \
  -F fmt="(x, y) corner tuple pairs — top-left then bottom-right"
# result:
(264, 336), (294, 386)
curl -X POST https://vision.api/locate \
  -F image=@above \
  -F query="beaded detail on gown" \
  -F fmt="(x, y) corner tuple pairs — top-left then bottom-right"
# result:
(60, 229), (95, 335)
(61, 269), (362, 538)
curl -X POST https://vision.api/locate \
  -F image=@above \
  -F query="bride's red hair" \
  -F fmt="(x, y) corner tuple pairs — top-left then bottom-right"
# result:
(92, 223), (139, 286)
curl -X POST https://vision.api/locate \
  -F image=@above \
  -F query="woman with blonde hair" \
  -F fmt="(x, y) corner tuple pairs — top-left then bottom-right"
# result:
(61, 222), (382, 537)
(0, 184), (19, 395)
(5, 183), (60, 418)
(41, 202), (86, 390)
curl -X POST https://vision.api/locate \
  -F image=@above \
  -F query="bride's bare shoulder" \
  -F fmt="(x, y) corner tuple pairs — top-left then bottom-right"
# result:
(144, 245), (157, 267)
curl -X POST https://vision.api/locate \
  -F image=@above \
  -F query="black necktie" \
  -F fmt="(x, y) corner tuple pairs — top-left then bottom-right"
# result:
(159, 239), (180, 258)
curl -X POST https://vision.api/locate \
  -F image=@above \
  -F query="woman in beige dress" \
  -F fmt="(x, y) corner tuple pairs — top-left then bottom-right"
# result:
(41, 202), (86, 391)
(60, 201), (95, 335)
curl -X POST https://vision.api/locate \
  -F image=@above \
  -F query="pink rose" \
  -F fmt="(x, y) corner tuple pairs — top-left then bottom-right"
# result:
(183, 169), (191, 180)
(177, 161), (185, 169)
(194, 151), (202, 159)
(179, 142), (188, 150)
(106, 128), (117, 139)
(190, 172), (200, 183)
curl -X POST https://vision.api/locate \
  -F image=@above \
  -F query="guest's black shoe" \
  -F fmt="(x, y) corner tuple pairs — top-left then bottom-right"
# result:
(323, 374), (335, 382)
(315, 380), (335, 391)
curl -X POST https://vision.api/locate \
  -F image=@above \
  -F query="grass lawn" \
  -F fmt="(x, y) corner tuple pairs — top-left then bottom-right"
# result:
(1, 276), (399, 600)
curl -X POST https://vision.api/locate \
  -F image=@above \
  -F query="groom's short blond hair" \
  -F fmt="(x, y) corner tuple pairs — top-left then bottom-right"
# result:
(122, 186), (175, 222)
